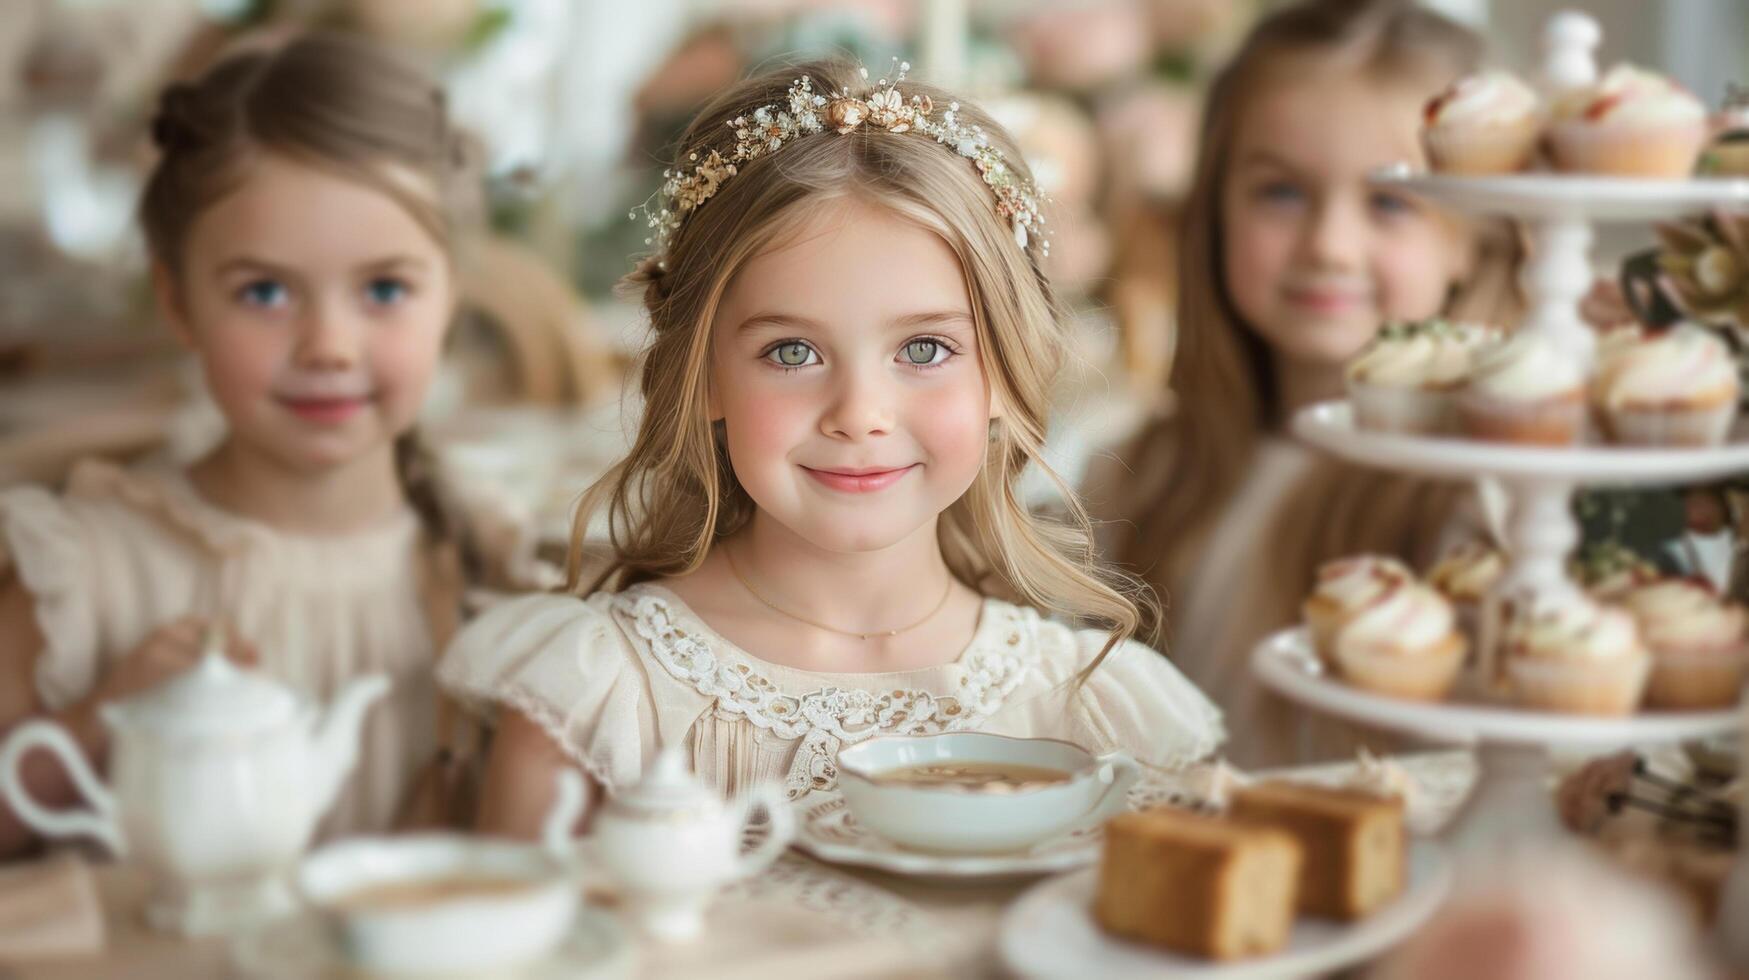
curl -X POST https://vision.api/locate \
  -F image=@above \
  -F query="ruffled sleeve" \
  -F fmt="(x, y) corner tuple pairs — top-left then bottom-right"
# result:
(0, 486), (100, 711)
(1070, 632), (1227, 770)
(436, 592), (653, 792)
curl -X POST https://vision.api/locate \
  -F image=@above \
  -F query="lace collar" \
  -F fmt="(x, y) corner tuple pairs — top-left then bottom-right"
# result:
(614, 585), (1037, 798)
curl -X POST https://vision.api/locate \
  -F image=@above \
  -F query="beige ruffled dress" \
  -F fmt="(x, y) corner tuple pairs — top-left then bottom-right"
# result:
(437, 582), (1226, 798)
(0, 459), (451, 838)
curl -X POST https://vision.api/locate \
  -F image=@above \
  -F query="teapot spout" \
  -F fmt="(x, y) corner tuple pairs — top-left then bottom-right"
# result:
(309, 674), (391, 818)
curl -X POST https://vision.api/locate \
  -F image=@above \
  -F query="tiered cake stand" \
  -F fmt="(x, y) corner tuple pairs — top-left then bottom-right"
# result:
(1252, 12), (1749, 851)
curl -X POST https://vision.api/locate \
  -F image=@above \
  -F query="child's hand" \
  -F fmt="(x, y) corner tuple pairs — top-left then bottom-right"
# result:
(93, 616), (260, 705)
(1580, 276), (1632, 330)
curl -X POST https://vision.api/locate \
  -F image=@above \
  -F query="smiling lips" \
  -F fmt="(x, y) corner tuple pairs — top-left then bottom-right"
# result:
(277, 394), (372, 424)
(802, 464), (918, 493)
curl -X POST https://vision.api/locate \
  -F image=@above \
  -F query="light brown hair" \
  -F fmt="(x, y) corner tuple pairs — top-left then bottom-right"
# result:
(572, 58), (1152, 663)
(1104, 0), (1522, 641)
(140, 32), (485, 577)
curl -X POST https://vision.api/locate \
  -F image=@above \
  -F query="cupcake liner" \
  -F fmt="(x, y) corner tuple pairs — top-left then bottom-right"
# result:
(1644, 642), (1748, 709)
(1599, 399), (1737, 447)
(1458, 390), (1586, 446)
(1335, 633), (1467, 701)
(1423, 117), (1541, 176)
(1506, 653), (1650, 715)
(1547, 118), (1709, 177)
(1347, 379), (1457, 436)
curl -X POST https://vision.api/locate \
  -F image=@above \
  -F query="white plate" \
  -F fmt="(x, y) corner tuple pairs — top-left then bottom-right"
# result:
(1253, 627), (1740, 749)
(1371, 166), (1749, 221)
(231, 905), (636, 980)
(792, 778), (1222, 879)
(1293, 400), (1749, 486)
(999, 842), (1451, 980)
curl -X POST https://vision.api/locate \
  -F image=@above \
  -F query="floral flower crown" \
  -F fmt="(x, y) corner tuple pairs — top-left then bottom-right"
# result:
(633, 61), (1049, 264)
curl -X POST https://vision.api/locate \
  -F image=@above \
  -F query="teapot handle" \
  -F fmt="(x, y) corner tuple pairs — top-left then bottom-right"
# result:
(542, 769), (589, 872)
(731, 783), (794, 881)
(0, 721), (124, 855)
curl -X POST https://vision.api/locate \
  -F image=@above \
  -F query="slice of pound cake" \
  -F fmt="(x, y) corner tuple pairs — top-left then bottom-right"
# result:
(1094, 807), (1303, 960)
(1229, 781), (1406, 921)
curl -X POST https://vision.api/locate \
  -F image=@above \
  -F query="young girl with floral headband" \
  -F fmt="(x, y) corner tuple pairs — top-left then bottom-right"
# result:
(440, 59), (1224, 834)
(0, 34), (538, 855)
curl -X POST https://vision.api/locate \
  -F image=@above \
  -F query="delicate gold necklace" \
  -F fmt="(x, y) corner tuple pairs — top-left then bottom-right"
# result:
(724, 545), (954, 641)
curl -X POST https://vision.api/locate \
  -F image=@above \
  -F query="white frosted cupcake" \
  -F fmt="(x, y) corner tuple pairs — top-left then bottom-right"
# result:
(1426, 541), (1506, 639)
(1422, 69), (1542, 175)
(1302, 555), (1414, 668)
(1547, 64), (1709, 177)
(1458, 331), (1587, 445)
(1346, 320), (1499, 435)
(1620, 578), (1747, 709)
(1591, 323), (1739, 447)
(1503, 595), (1650, 715)
(1333, 580), (1466, 701)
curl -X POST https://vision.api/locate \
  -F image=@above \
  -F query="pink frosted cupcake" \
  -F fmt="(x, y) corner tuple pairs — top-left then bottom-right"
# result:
(1458, 331), (1587, 445)
(1422, 69), (1542, 175)
(1302, 555), (1414, 668)
(1591, 323), (1739, 447)
(1620, 578), (1747, 709)
(1547, 64), (1709, 177)
(1503, 595), (1650, 716)
(1332, 580), (1466, 701)
(1346, 320), (1500, 435)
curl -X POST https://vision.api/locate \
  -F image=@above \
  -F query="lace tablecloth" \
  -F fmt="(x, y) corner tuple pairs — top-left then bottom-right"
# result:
(5, 751), (1478, 980)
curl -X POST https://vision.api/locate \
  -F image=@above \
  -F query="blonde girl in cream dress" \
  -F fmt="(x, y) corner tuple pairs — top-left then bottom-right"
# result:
(441, 59), (1225, 835)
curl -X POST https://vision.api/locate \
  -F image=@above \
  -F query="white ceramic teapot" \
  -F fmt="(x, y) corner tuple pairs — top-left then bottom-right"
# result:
(544, 747), (794, 942)
(0, 641), (389, 936)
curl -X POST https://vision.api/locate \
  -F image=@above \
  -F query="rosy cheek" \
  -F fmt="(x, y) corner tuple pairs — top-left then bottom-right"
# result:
(1372, 239), (1450, 321)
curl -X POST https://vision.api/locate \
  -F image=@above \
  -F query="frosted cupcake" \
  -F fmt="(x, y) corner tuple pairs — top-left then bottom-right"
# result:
(1426, 541), (1505, 637)
(1302, 555), (1414, 667)
(1573, 542), (1663, 602)
(1503, 595), (1650, 715)
(1332, 580), (1466, 701)
(1422, 69), (1542, 175)
(1620, 578), (1747, 709)
(1457, 331), (1587, 445)
(1591, 323), (1739, 447)
(1547, 64), (1709, 177)
(1346, 320), (1499, 435)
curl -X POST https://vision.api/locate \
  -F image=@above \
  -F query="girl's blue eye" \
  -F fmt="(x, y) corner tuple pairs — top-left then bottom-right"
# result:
(1257, 181), (1304, 204)
(901, 339), (949, 366)
(1370, 192), (1415, 216)
(365, 277), (410, 306)
(766, 342), (817, 368)
(238, 279), (288, 309)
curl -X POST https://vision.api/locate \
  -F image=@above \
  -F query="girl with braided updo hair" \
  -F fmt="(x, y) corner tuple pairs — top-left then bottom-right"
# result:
(439, 58), (1223, 837)
(0, 32), (540, 855)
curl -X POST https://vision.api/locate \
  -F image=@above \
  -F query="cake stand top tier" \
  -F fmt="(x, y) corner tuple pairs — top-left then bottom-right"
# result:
(1371, 166), (1749, 222)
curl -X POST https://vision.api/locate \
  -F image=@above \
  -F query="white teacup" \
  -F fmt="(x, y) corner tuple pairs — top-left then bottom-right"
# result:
(835, 733), (1141, 854)
(298, 834), (580, 976)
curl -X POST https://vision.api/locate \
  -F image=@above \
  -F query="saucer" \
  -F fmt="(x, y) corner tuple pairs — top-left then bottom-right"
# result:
(792, 789), (1102, 878)
(231, 905), (636, 979)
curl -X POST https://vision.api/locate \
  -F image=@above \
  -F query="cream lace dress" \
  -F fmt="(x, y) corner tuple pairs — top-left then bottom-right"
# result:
(437, 582), (1226, 798)
(0, 459), (453, 838)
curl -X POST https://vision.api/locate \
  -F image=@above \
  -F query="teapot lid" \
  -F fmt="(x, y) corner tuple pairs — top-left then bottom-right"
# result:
(605, 747), (718, 819)
(103, 642), (299, 738)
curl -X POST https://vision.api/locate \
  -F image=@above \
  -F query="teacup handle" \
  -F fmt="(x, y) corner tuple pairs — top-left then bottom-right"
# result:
(731, 784), (794, 880)
(0, 720), (124, 855)
(1074, 751), (1143, 832)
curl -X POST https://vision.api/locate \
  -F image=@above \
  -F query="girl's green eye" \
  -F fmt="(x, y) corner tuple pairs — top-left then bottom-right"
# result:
(773, 342), (813, 366)
(903, 339), (942, 365)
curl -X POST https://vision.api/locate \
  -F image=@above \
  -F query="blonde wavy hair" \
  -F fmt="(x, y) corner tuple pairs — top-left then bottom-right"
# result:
(568, 58), (1153, 663)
